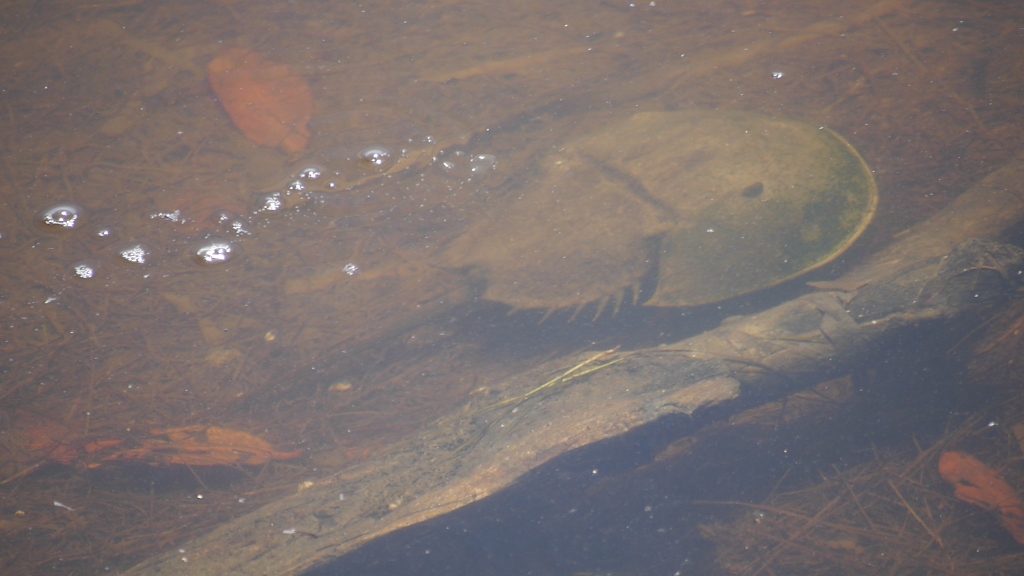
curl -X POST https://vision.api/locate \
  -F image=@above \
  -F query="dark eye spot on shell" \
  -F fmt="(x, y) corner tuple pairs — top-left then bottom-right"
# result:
(741, 182), (765, 198)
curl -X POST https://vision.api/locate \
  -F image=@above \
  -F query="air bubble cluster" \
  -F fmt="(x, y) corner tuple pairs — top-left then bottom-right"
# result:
(37, 204), (83, 230)
(193, 240), (236, 265)
(255, 192), (285, 214)
(439, 150), (498, 181)
(70, 261), (97, 279)
(118, 243), (152, 265)
(298, 166), (322, 180)
(357, 146), (392, 168)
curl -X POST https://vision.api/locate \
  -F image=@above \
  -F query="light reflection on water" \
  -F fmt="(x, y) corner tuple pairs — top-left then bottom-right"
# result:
(1, 0), (1023, 573)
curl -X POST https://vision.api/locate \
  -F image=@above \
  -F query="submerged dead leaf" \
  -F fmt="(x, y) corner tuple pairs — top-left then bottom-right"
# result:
(939, 451), (1024, 545)
(0, 410), (125, 484)
(207, 48), (313, 157)
(2, 417), (298, 483)
(102, 425), (302, 467)
(5, 410), (80, 465)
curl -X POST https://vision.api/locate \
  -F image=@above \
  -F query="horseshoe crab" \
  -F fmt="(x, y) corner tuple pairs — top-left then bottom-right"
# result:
(439, 110), (877, 315)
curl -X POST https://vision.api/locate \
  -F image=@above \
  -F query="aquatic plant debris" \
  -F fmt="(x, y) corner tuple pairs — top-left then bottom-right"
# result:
(939, 450), (1024, 545)
(207, 47), (313, 157)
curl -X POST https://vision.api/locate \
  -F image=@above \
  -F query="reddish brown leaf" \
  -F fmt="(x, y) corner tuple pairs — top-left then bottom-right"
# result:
(207, 48), (313, 157)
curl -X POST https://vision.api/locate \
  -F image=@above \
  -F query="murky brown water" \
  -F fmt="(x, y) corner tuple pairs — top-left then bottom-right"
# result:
(1, 0), (1023, 572)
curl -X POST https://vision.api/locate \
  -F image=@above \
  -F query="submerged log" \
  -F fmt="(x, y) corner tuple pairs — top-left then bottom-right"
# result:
(125, 157), (1024, 575)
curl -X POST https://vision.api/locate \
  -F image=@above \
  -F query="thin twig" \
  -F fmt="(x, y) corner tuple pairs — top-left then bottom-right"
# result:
(834, 464), (876, 531)
(748, 495), (844, 576)
(887, 479), (943, 548)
